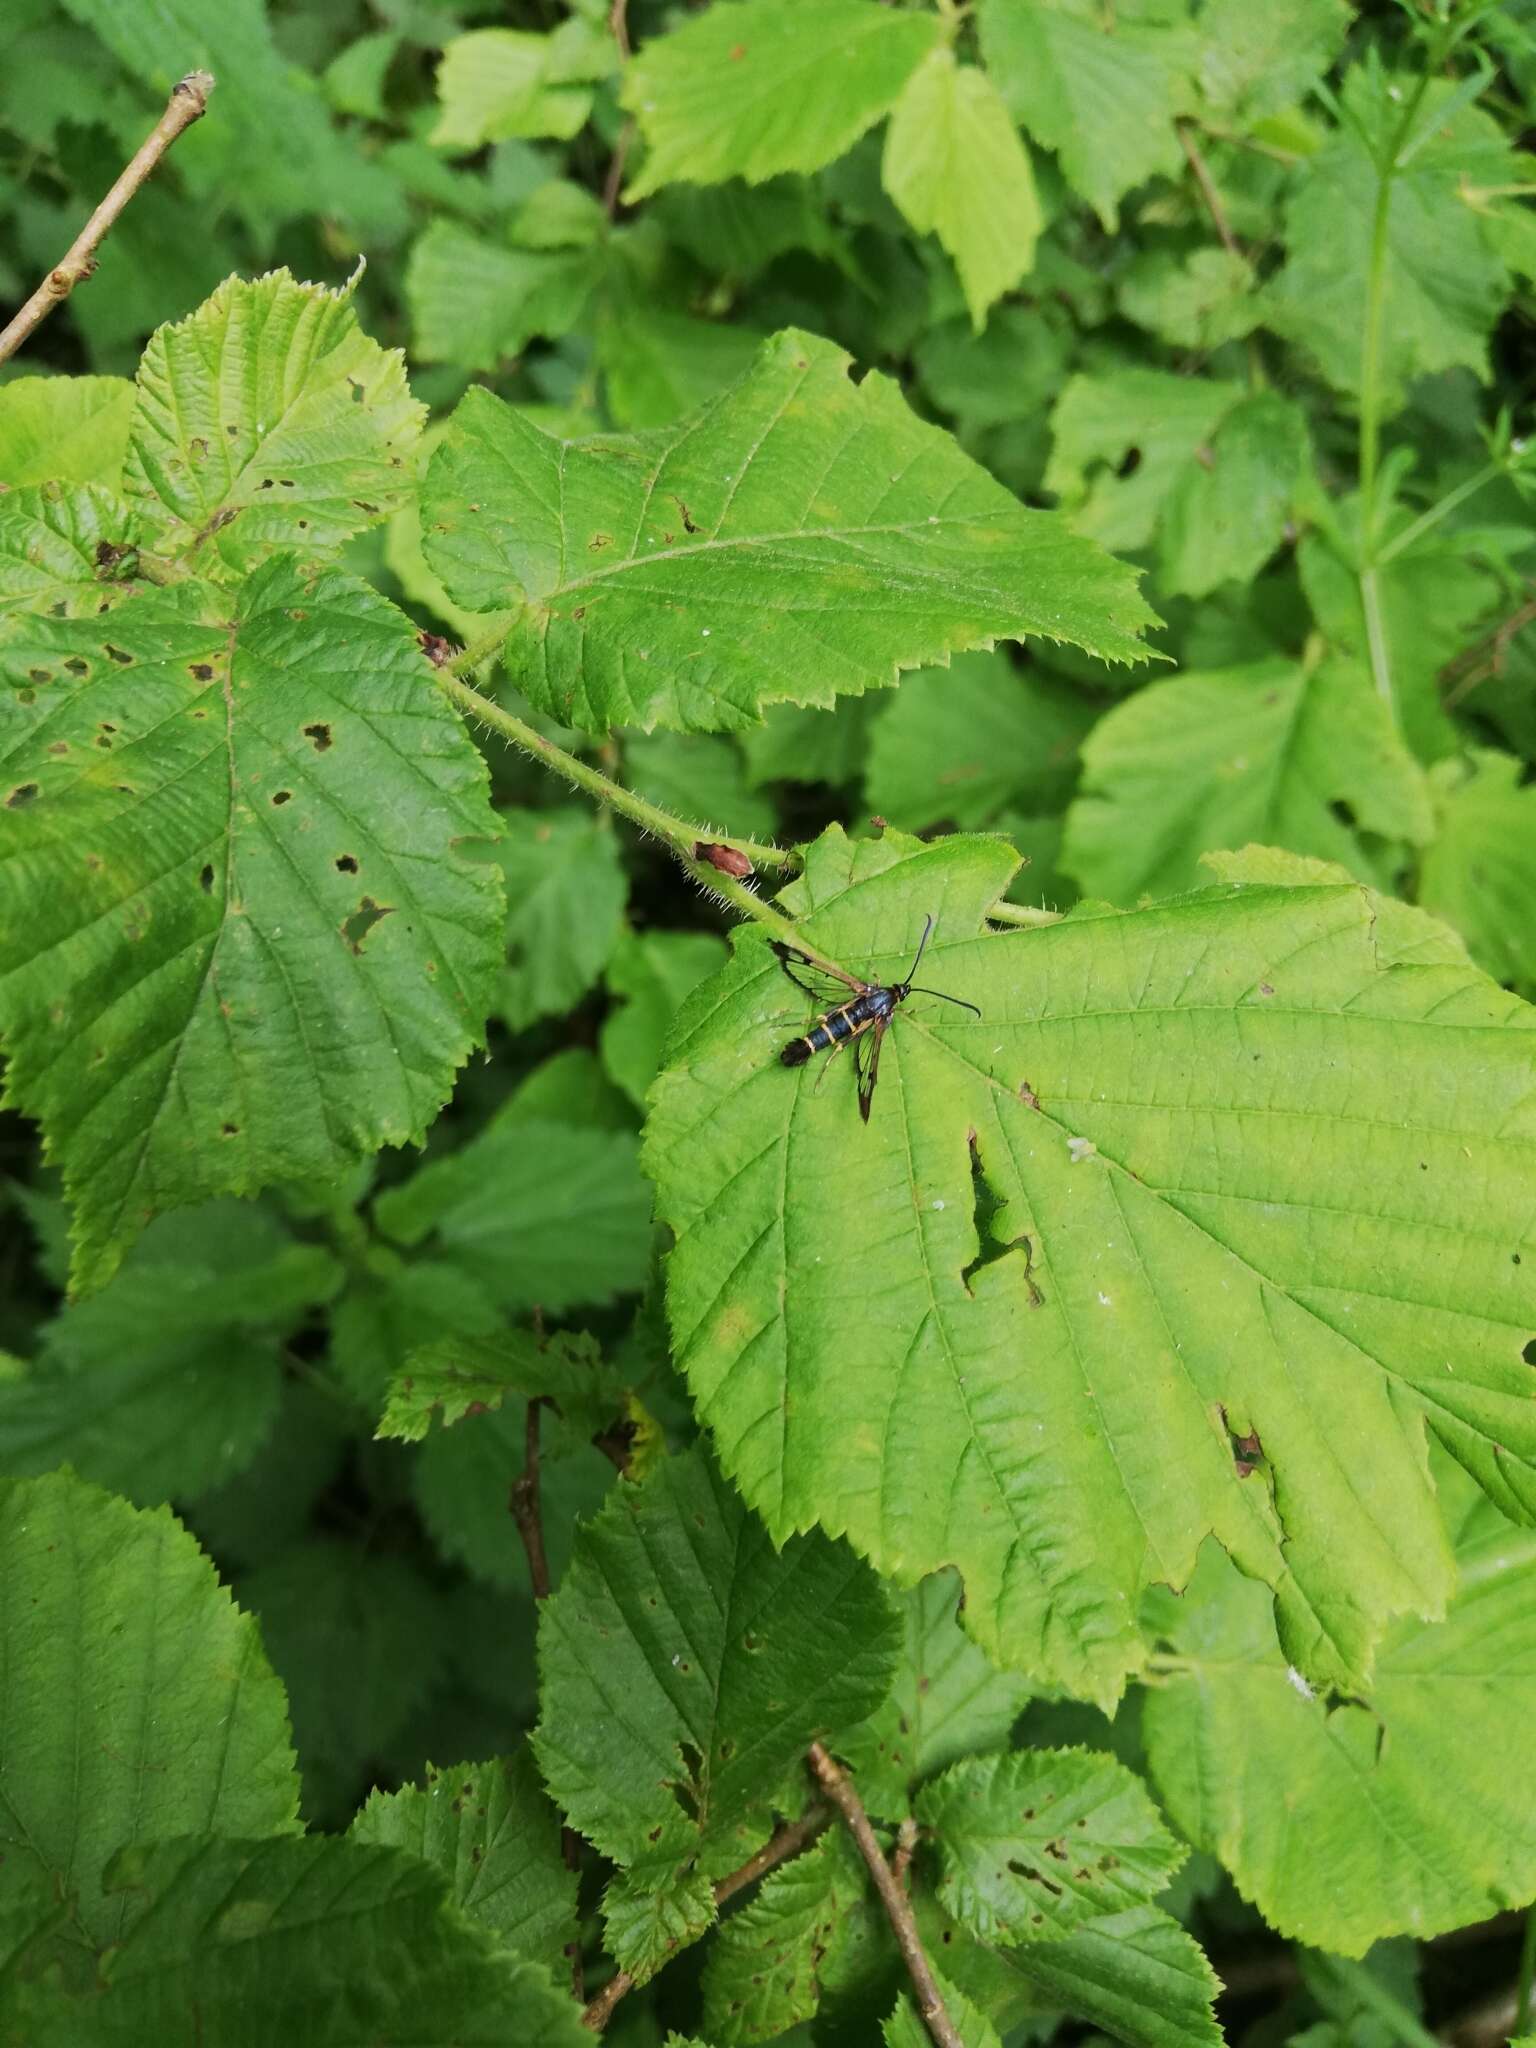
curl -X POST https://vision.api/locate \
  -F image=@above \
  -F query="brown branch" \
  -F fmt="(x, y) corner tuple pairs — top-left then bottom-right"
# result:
(580, 1802), (832, 2031)
(891, 1816), (918, 1897)
(601, 119), (636, 220)
(0, 69), (215, 366)
(806, 1743), (964, 2048)
(509, 1397), (552, 1601)
(1439, 586), (1536, 709)
(1177, 119), (1241, 256)
(609, 0), (632, 61)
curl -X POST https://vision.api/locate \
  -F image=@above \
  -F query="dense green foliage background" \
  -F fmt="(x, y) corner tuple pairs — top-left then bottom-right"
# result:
(2, 0), (1536, 2042)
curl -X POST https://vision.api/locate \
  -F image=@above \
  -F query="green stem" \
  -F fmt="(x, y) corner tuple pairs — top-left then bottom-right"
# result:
(1359, 566), (1394, 712)
(1314, 1958), (1441, 2048)
(1516, 1901), (1536, 2036)
(447, 626), (513, 679)
(987, 899), (1062, 928)
(438, 671), (817, 948)
(1373, 458), (1502, 568)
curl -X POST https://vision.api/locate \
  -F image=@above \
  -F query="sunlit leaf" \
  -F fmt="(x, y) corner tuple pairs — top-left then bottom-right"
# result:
(646, 825), (1536, 1707)
(423, 331), (1158, 735)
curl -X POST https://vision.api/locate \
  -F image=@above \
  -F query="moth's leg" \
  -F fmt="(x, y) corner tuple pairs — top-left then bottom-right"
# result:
(811, 1035), (849, 1094)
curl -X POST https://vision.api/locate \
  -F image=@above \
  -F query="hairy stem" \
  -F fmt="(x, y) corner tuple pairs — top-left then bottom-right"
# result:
(807, 1743), (964, 2048)
(439, 671), (799, 890)
(986, 899), (1061, 929)
(0, 70), (215, 365)
(580, 1803), (831, 2031)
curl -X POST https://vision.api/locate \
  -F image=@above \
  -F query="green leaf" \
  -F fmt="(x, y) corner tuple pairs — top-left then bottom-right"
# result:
(602, 1863), (717, 1984)
(1116, 247), (1260, 352)
(978, 0), (1194, 229)
(917, 1748), (1185, 1943)
(413, 1398), (617, 1593)
(1046, 368), (1245, 555)
(621, 0), (942, 200)
(422, 330), (1158, 736)
(1194, 0), (1351, 122)
(599, 306), (768, 431)
(646, 824), (1536, 1708)
(125, 271), (424, 576)
(375, 1114), (652, 1316)
(240, 1539), (447, 1824)
(0, 557), (503, 1292)
(840, 1573), (1032, 1819)
(432, 24), (611, 149)
(864, 650), (1095, 833)
(498, 809), (627, 1034)
(534, 1447), (899, 1948)
(885, 1973), (1004, 2048)
(0, 1471), (298, 1950)
(351, 1751), (577, 1976)
(1417, 749), (1536, 991)
(1270, 76), (1514, 410)
(406, 221), (603, 372)
(881, 51), (1041, 331)
(973, 1904), (1223, 2048)
(0, 376), (134, 487)
(601, 929), (731, 1110)
(376, 1326), (618, 1444)
(1061, 655), (1433, 903)
(0, 1210), (339, 1502)
(18, 1835), (588, 2046)
(1158, 392), (1308, 598)
(1142, 1491), (1536, 1954)
(700, 1835), (860, 2043)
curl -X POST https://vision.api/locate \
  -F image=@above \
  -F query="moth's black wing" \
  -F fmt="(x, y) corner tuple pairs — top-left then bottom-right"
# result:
(854, 1015), (885, 1122)
(769, 940), (864, 1007)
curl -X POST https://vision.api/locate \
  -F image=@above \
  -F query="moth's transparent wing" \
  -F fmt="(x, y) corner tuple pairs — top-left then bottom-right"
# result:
(770, 941), (864, 1007)
(854, 1017), (885, 1123)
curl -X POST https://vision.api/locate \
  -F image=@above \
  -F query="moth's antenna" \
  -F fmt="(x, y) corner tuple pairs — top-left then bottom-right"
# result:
(911, 987), (982, 1017)
(904, 913), (935, 983)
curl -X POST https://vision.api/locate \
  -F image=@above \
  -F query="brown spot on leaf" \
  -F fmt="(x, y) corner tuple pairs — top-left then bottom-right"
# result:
(6, 783), (39, 808)
(303, 722), (332, 751)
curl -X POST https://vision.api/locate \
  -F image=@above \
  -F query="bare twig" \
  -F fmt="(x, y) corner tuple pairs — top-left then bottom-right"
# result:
(580, 1803), (831, 2031)
(1439, 586), (1536, 709)
(509, 1398), (552, 1602)
(806, 1743), (964, 2048)
(601, 119), (636, 219)
(0, 70), (215, 366)
(1177, 119), (1241, 256)
(609, 0), (632, 60)
(891, 1817), (918, 1897)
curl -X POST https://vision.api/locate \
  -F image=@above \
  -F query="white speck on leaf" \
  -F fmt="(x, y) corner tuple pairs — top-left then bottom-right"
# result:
(932, 1199), (945, 1211)
(1285, 1666), (1316, 1700)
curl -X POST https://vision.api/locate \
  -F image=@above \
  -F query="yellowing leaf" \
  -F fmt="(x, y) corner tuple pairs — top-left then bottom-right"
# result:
(882, 51), (1041, 330)
(622, 0), (942, 199)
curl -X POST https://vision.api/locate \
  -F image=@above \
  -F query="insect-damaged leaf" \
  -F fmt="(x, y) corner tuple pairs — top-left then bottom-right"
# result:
(644, 825), (1536, 1707)
(0, 552), (503, 1291)
(420, 329), (1158, 735)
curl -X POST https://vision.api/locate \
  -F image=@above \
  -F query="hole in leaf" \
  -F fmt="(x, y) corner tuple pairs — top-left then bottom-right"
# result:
(1116, 445), (1142, 478)
(105, 644), (133, 665)
(1328, 797), (1359, 830)
(199, 864), (215, 894)
(189, 663), (214, 681)
(64, 657), (89, 676)
(271, 790), (293, 806)
(221, 1122), (239, 1137)
(27, 668), (51, 685)
(1524, 1339), (1536, 1367)
(303, 722), (333, 752)
(335, 854), (359, 874)
(6, 783), (39, 808)
(341, 896), (393, 953)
